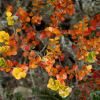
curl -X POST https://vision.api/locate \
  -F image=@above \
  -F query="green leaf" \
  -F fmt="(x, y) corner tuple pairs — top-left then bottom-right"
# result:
(86, 51), (96, 63)
(0, 58), (6, 68)
(90, 91), (100, 100)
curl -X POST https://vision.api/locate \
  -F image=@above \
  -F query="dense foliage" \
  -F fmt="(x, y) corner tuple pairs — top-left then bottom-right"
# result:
(0, 0), (100, 100)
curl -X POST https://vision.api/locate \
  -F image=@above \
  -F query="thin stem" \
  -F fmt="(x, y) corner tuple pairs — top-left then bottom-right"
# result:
(29, 70), (35, 88)
(0, 84), (4, 100)
(40, 43), (47, 53)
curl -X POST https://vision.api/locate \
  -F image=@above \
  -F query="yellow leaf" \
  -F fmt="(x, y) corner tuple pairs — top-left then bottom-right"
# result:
(6, 11), (12, 17)
(12, 67), (27, 80)
(59, 86), (72, 98)
(47, 78), (60, 91)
